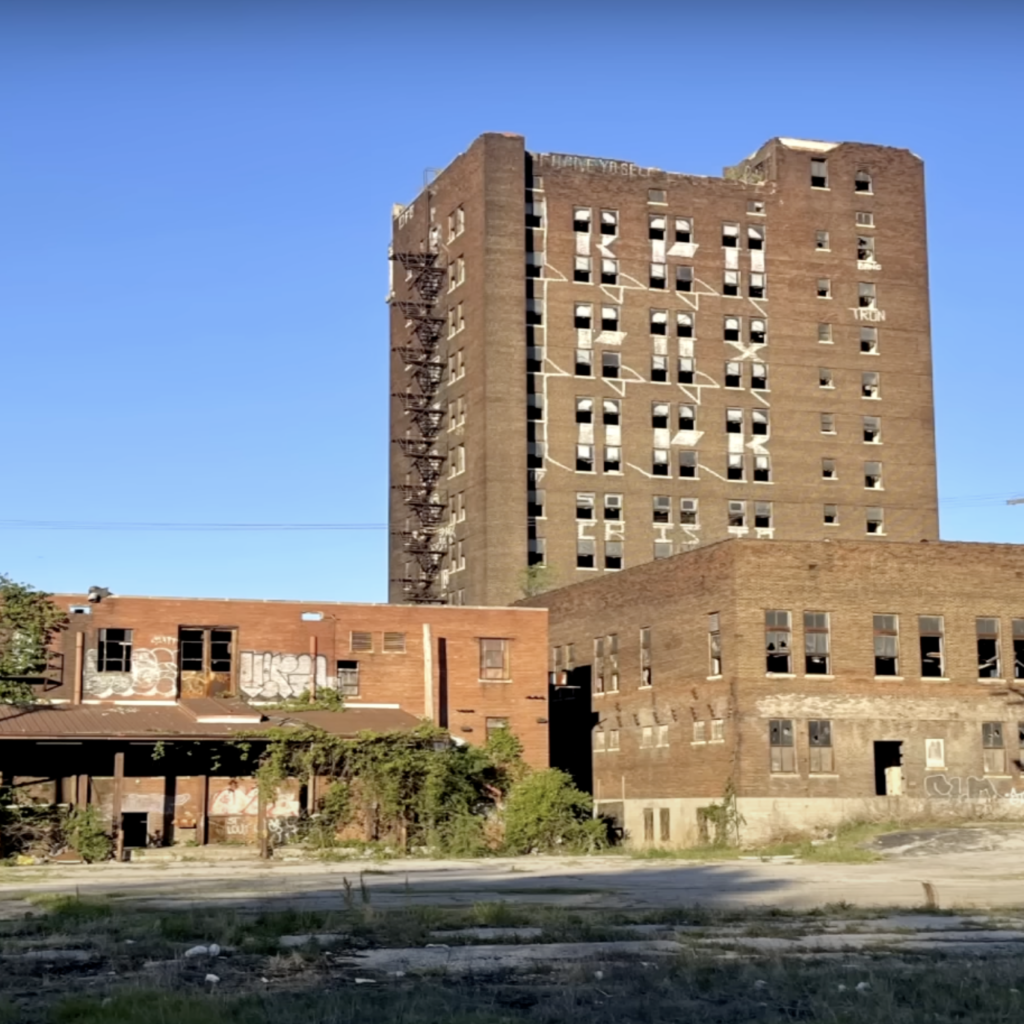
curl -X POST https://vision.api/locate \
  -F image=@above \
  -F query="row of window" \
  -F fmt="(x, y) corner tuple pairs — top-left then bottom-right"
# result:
(574, 306), (767, 340)
(810, 161), (875, 194)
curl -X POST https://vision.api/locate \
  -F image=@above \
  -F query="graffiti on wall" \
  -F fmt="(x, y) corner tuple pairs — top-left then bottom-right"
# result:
(207, 778), (301, 818)
(83, 647), (178, 699)
(238, 650), (331, 701)
(925, 775), (1000, 801)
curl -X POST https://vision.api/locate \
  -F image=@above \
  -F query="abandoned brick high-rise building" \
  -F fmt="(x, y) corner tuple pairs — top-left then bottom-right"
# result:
(388, 134), (938, 607)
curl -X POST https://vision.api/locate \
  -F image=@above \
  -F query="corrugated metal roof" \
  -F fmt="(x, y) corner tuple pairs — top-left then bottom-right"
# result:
(0, 704), (420, 740)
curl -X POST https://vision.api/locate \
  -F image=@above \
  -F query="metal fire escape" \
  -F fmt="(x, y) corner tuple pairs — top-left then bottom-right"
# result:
(390, 251), (448, 603)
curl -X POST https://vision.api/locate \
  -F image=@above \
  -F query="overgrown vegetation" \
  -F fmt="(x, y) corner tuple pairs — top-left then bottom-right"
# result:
(245, 725), (605, 856)
(0, 574), (67, 703)
(0, 791), (112, 862)
(696, 781), (745, 847)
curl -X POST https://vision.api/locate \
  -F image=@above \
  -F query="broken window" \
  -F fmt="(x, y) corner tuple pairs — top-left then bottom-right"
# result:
(726, 408), (743, 433)
(676, 266), (693, 292)
(601, 259), (618, 285)
(770, 719), (796, 772)
(648, 188), (667, 204)
(677, 312), (694, 337)
(919, 616), (945, 678)
(723, 270), (740, 296)
(810, 159), (828, 188)
(765, 610), (792, 672)
(678, 356), (695, 384)
(640, 626), (652, 686)
(337, 660), (359, 696)
(861, 327), (879, 354)
(748, 200), (765, 215)
(725, 361), (742, 388)
(727, 454), (744, 481)
(752, 409), (769, 436)
(1014, 620), (1024, 680)
(728, 500), (746, 527)
(823, 503), (838, 525)
(576, 397), (593, 424)
(873, 614), (899, 675)
(708, 613), (722, 675)
(805, 612), (830, 674)
(675, 217), (692, 243)
(576, 444), (594, 472)
(858, 282), (876, 308)
(678, 404), (695, 430)
(722, 223), (739, 247)
(603, 399), (620, 426)
(679, 451), (697, 478)
(866, 506), (884, 534)
(863, 416), (881, 443)
(754, 454), (771, 482)
(574, 303), (593, 329)
(597, 209), (618, 236)
(821, 413), (836, 434)
(649, 214), (666, 239)
(652, 448), (669, 476)
(479, 638), (510, 681)
(603, 445), (621, 473)
(573, 207), (591, 232)
(748, 225), (764, 250)
(576, 538), (596, 569)
(750, 319), (766, 344)
(574, 256), (591, 283)
(864, 461), (882, 489)
(680, 498), (698, 525)
(575, 349), (593, 377)
(751, 362), (768, 390)
(724, 316), (740, 341)
(856, 211), (875, 227)
(983, 722), (1006, 775)
(605, 540), (623, 570)
(818, 323), (833, 344)
(855, 170), (873, 193)
(97, 628), (132, 673)
(601, 305), (619, 331)
(977, 618), (1001, 678)
(527, 441), (545, 468)
(602, 351), (620, 378)
(651, 354), (668, 382)
(604, 493), (623, 520)
(862, 372), (880, 399)
(526, 251), (542, 278)
(525, 298), (540, 325)
(749, 272), (765, 298)
(817, 278), (831, 299)
(652, 402), (669, 428)
(650, 263), (666, 289)
(650, 309), (667, 335)
(822, 458), (837, 479)
(809, 720), (834, 772)
(754, 501), (772, 528)
(653, 495), (671, 523)
(576, 492), (595, 520)
(816, 230), (830, 250)
(819, 367), (833, 388)
(857, 235), (875, 262)
(654, 540), (673, 560)
(179, 627), (235, 698)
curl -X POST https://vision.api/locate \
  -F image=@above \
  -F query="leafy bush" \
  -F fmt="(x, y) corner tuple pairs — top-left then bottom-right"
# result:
(502, 769), (608, 855)
(65, 806), (112, 863)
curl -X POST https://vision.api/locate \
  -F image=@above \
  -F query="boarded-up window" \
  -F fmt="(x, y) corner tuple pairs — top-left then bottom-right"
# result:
(659, 808), (671, 841)
(178, 627), (235, 698)
(337, 660), (359, 696)
(480, 638), (510, 681)
(383, 632), (406, 654)
(350, 631), (373, 653)
(643, 808), (654, 841)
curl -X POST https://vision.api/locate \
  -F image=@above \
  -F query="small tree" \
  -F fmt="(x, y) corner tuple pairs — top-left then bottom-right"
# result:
(518, 564), (558, 599)
(0, 575), (67, 703)
(503, 769), (608, 854)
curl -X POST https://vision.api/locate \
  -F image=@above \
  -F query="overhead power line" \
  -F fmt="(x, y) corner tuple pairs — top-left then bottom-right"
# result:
(0, 521), (388, 532)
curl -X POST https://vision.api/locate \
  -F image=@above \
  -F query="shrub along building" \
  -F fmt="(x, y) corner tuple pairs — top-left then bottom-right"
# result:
(388, 132), (937, 607)
(523, 539), (1024, 846)
(1, 595), (548, 851)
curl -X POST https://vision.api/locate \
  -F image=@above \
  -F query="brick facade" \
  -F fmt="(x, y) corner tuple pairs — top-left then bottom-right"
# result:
(525, 540), (1024, 845)
(389, 134), (938, 608)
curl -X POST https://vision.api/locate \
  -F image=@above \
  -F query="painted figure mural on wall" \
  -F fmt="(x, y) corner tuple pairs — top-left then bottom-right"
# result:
(83, 646), (178, 699)
(238, 651), (331, 701)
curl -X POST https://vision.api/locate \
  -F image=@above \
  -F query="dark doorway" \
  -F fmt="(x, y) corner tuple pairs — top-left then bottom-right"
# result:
(548, 665), (597, 794)
(873, 741), (903, 796)
(121, 813), (149, 848)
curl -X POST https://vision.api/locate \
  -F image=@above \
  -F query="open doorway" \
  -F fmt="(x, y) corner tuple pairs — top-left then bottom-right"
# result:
(873, 741), (903, 795)
(121, 813), (149, 848)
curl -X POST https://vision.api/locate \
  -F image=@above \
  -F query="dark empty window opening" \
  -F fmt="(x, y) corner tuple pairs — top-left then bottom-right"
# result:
(179, 626), (234, 697)
(574, 256), (591, 283)
(653, 495), (671, 523)
(97, 628), (133, 673)
(866, 507), (884, 535)
(678, 357), (694, 384)
(874, 614), (899, 676)
(601, 306), (619, 331)
(600, 210), (618, 235)
(977, 618), (1001, 678)
(1013, 619), (1024, 680)
(603, 399), (620, 426)
(605, 541), (623, 571)
(811, 159), (828, 189)
(675, 217), (692, 243)
(752, 409), (769, 436)
(640, 626), (652, 686)
(751, 363), (767, 390)
(722, 223), (739, 247)
(649, 215), (666, 240)
(574, 304), (592, 329)
(919, 616), (944, 678)
(677, 312), (694, 337)
(575, 350), (593, 377)
(650, 310), (667, 335)
(650, 264), (666, 289)
(983, 722), (1006, 775)
(651, 355), (668, 382)
(855, 170), (873, 193)
(725, 361), (742, 388)
(726, 408), (743, 434)
(805, 612), (830, 674)
(727, 454), (744, 480)
(676, 266), (693, 292)
(602, 351), (620, 379)
(678, 404), (695, 430)
(765, 610), (792, 673)
(754, 501), (772, 529)
(652, 402), (669, 429)
(723, 270), (739, 296)
(603, 445), (621, 473)
(576, 397), (593, 424)
(724, 317), (740, 342)
(337, 660), (360, 696)
(576, 444), (594, 472)
(573, 208), (591, 232)
(652, 449), (669, 476)
(576, 539), (595, 569)
(601, 260), (618, 285)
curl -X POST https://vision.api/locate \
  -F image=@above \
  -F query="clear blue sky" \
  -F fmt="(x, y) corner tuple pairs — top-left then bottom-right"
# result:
(2, 1), (1021, 601)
